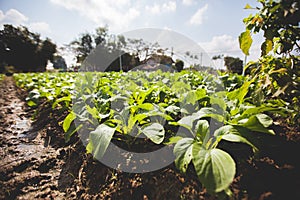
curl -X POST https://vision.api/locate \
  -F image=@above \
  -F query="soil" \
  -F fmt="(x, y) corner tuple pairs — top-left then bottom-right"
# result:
(0, 76), (299, 200)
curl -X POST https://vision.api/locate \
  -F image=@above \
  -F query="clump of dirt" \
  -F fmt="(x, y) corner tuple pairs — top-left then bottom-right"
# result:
(0, 75), (299, 200)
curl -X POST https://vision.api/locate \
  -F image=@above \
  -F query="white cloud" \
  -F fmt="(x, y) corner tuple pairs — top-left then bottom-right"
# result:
(189, 4), (208, 25)
(145, 1), (176, 15)
(146, 4), (161, 14)
(29, 22), (51, 34)
(182, 0), (195, 6)
(200, 35), (240, 55)
(199, 34), (261, 67)
(198, 35), (240, 69)
(200, 34), (261, 60)
(50, 0), (140, 31)
(163, 1), (176, 12)
(0, 9), (51, 38)
(0, 9), (28, 25)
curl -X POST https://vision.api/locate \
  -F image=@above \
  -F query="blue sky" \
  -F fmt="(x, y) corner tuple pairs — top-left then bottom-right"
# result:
(0, 0), (263, 67)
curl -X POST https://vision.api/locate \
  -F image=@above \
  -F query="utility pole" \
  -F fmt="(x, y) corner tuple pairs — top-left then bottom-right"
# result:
(242, 55), (247, 76)
(200, 52), (203, 67)
(119, 52), (122, 71)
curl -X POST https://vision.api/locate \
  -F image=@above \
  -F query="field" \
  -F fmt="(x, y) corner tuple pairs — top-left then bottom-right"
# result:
(0, 70), (299, 199)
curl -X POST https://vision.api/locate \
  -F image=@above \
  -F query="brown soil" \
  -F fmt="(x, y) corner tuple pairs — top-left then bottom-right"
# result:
(0, 76), (299, 200)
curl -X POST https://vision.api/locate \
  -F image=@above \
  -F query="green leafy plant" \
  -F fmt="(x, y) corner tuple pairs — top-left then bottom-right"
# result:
(14, 69), (288, 197)
(170, 78), (278, 194)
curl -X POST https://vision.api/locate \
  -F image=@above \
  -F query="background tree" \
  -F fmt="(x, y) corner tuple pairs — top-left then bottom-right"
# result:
(223, 56), (243, 74)
(70, 33), (94, 64)
(94, 26), (108, 46)
(52, 55), (67, 71)
(175, 59), (184, 72)
(0, 24), (56, 72)
(37, 39), (57, 71)
(70, 27), (128, 67)
(71, 26), (188, 72)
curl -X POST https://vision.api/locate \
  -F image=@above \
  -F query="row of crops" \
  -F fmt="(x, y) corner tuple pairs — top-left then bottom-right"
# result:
(13, 70), (291, 196)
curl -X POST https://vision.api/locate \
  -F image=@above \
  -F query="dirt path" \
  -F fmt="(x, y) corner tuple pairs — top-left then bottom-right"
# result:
(0, 77), (68, 199)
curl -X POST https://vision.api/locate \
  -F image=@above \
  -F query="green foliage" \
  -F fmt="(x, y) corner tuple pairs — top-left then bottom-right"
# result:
(227, 78), (254, 105)
(63, 112), (76, 132)
(141, 123), (165, 144)
(86, 123), (116, 160)
(192, 147), (236, 193)
(242, 0), (299, 55)
(240, 0), (300, 123)
(14, 72), (75, 108)
(245, 56), (300, 123)
(239, 30), (253, 56)
(14, 70), (289, 196)
(174, 138), (194, 173)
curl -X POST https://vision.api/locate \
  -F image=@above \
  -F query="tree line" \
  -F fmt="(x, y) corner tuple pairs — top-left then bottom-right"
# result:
(1, 0), (298, 73)
(0, 24), (56, 73)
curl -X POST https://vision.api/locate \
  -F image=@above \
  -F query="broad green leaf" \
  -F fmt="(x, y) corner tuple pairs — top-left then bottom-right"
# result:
(63, 112), (76, 132)
(133, 113), (148, 122)
(195, 88), (207, 99)
(255, 113), (273, 127)
(220, 133), (258, 152)
(88, 124), (116, 160)
(147, 112), (173, 121)
(185, 90), (198, 105)
(239, 114), (274, 134)
(227, 78), (254, 105)
(128, 113), (148, 132)
(210, 96), (226, 112)
(239, 30), (253, 56)
(171, 81), (191, 94)
(261, 39), (273, 55)
(242, 106), (282, 116)
(174, 138), (194, 173)
(164, 136), (183, 145)
(214, 125), (263, 150)
(142, 123), (165, 144)
(192, 145), (236, 193)
(136, 103), (154, 111)
(196, 107), (224, 122)
(177, 114), (200, 130)
(185, 89), (206, 105)
(214, 125), (238, 136)
(195, 120), (210, 144)
(177, 107), (224, 131)
(86, 105), (100, 120)
(236, 106), (282, 122)
(65, 124), (82, 143)
(165, 105), (181, 114)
